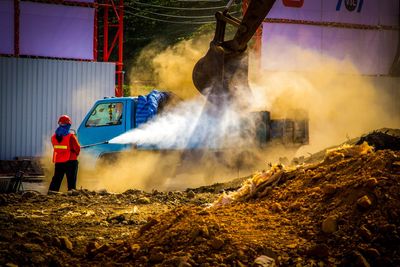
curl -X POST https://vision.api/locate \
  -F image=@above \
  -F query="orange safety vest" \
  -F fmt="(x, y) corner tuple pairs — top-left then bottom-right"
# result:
(51, 133), (72, 163)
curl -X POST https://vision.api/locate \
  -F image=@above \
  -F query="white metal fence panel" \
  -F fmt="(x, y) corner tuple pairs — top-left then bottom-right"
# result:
(0, 57), (115, 160)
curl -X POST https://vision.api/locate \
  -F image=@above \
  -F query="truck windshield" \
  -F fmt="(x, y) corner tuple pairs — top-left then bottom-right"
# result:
(85, 102), (123, 127)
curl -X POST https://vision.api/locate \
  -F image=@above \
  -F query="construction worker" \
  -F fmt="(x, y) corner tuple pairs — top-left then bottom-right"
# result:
(48, 115), (81, 193)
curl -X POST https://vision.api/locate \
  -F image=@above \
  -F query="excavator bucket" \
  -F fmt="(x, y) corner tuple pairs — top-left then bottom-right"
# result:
(192, 0), (276, 106)
(192, 42), (251, 106)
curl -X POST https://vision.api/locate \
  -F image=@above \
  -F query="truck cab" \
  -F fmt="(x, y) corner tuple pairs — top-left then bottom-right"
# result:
(77, 97), (137, 160)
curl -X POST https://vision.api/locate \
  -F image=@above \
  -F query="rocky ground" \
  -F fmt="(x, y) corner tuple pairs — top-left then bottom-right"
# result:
(0, 130), (399, 267)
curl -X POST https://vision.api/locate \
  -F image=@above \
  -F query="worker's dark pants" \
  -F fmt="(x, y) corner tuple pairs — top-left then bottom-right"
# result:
(48, 160), (78, 192)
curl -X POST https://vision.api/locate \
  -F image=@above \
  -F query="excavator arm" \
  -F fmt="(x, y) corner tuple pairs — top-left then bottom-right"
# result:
(192, 0), (276, 105)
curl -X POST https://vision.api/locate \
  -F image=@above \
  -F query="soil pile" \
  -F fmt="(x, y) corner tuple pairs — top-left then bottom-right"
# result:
(0, 130), (399, 266)
(116, 143), (400, 266)
(0, 189), (217, 266)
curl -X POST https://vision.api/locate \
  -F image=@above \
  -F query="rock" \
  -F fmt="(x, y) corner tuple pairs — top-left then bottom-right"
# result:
(353, 251), (371, 267)
(31, 236), (45, 244)
(289, 202), (302, 211)
(115, 193), (124, 199)
(364, 247), (380, 260)
(59, 236), (73, 252)
(178, 262), (192, 267)
(254, 255), (276, 267)
(123, 189), (142, 195)
(271, 203), (283, 213)
(87, 243), (111, 259)
(149, 251), (164, 263)
(379, 223), (396, 234)
(104, 247), (118, 257)
(190, 228), (201, 240)
(13, 232), (24, 239)
(25, 230), (41, 238)
(306, 244), (330, 258)
(139, 218), (159, 234)
(94, 244), (110, 254)
(53, 237), (62, 248)
(22, 243), (42, 252)
(43, 234), (53, 243)
(322, 184), (337, 195)
(186, 190), (195, 199)
(365, 178), (378, 188)
(108, 214), (125, 223)
(130, 244), (141, 254)
(31, 255), (46, 264)
(22, 191), (39, 198)
(67, 189), (80, 196)
(198, 210), (210, 216)
(194, 236), (207, 244)
(357, 195), (372, 209)
(164, 256), (192, 267)
(86, 241), (101, 254)
(0, 195), (7, 205)
(47, 257), (62, 267)
(286, 243), (297, 249)
(132, 206), (139, 214)
(97, 189), (109, 196)
(359, 225), (373, 240)
(200, 225), (209, 237)
(322, 215), (338, 233)
(137, 197), (151, 204)
(209, 237), (224, 250)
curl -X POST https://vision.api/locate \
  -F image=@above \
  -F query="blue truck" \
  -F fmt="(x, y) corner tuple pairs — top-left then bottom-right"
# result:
(76, 0), (312, 172)
(76, 91), (309, 167)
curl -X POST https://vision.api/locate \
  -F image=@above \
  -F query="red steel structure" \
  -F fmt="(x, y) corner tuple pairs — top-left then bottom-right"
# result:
(10, 0), (124, 97)
(101, 0), (124, 97)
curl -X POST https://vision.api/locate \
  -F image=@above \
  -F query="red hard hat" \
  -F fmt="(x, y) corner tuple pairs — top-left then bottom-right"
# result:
(58, 115), (72, 125)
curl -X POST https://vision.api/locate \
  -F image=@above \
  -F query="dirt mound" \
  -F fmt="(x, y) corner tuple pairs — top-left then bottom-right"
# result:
(109, 144), (400, 266)
(356, 130), (400, 151)
(0, 189), (218, 266)
(298, 128), (400, 165)
(0, 133), (399, 266)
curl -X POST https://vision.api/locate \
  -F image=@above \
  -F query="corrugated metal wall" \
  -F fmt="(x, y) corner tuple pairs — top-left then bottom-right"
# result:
(0, 57), (115, 160)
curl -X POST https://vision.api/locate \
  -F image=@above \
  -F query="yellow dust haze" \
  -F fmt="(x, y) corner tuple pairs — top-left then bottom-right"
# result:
(42, 38), (400, 194)
(249, 41), (400, 155)
(129, 37), (211, 99)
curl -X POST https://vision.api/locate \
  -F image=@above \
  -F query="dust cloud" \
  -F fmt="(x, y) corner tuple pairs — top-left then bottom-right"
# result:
(41, 37), (399, 193)
(100, 96), (266, 192)
(129, 37), (211, 99)
(249, 41), (400, 156)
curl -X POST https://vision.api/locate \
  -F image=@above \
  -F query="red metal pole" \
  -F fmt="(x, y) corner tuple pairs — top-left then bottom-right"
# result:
(116, 0), (124, 97)
(93, 0), (98, 61)
(103, 0), (109, 61)
(14, 0), (20, 56)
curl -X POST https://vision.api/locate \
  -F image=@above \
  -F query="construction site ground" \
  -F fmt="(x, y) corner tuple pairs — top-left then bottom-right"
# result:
(0, 129), (399, 267)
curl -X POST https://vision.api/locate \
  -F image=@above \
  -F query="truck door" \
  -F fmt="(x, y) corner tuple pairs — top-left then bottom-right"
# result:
(78, 100), (127, 147)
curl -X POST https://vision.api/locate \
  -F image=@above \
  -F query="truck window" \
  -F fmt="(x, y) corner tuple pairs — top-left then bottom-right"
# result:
(85, 102), (123, 127)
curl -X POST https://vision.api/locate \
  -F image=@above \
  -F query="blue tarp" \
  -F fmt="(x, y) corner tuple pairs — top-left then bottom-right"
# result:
(135, 90), (169, 127)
